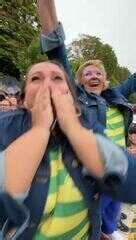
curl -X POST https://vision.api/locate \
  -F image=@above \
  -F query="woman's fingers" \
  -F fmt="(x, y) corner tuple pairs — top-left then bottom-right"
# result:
(31, 86), (54, 130)
(51, 87), (79, 133)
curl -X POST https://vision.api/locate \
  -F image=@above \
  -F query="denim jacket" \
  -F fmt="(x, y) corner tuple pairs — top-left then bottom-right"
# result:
(0, 25), (136, 239)
(46, 46), (134, 142)
(40, 27), (135, 140)
(77, 85), (133, 140)
(0, 107), (135, 240)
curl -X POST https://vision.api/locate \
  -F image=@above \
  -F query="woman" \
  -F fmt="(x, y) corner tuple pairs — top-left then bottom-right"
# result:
(0, 89), (18, 111)
(0, 90), (12, 110)
(0, 60), (135, 240)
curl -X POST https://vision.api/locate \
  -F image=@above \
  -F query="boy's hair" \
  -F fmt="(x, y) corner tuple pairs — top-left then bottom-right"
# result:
(76, 59), (107, 83)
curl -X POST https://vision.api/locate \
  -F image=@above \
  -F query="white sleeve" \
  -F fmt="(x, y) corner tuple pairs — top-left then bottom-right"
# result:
(0, 151), (29, 202)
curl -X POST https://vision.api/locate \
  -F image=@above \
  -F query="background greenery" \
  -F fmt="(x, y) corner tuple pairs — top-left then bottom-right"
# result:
(0, 0), (135, 102)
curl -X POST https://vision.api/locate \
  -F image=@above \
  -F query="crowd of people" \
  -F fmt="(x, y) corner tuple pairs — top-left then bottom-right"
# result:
(0, 1), (136, 240)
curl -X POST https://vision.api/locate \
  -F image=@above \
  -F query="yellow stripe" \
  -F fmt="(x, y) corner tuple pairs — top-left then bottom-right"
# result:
(107, 107), (119, 116)
(45, 174), (83, 212)
(44, 192), (57, 214)
(73, 222), (89, 240)
(57, 178), (83, 203)
(116, 139), (126, 146)
(106, 127), (124, 137)
(41, 209), (88, 237)
(107, 115), (124, 124)
(128, 233), (136, 240)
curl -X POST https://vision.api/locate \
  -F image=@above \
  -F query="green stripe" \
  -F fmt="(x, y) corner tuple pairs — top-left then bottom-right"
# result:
(33, 233), (45, 240)
(49, 169), (67, 194)
(81, 230), (89, 240)
(51, 200), (87, 217)
(49, 148), (61, 161)
(107, 121), (124, 129)
(41, 200), (86, 220)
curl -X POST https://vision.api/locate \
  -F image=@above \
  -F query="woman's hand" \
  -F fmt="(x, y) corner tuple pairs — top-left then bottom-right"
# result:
(51, 87), (80, 135)
(31, 86), (54, 131)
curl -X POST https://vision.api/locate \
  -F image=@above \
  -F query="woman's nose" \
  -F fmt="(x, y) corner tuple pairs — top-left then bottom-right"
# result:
(42, 78), (51, 88)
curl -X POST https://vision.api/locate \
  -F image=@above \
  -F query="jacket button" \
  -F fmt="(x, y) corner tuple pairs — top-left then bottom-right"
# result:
(36, 176), (48, 183)
(72, 159), (78, 168)
(93, 193), (99, 200)
(29, 222), (37, 228)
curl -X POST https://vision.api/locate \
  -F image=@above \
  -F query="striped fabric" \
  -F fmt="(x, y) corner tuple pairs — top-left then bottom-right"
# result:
(128, 212), (136, 240)
(105, 107), (126, 147)
(106, 107), (136, 240)
(34, 147), (90, 240)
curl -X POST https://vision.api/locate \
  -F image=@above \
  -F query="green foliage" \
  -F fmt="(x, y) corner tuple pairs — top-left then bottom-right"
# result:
(114, 66), (131, 83)
(0, 2), (133, 93)
(68, 34), (132, 86)
(0, 0), (40, 76)
(68, 34), (118, 80)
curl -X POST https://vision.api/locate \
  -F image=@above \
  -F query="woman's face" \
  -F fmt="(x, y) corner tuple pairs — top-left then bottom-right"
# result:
(25, 62), (69, 109)
(81, 65), (106, 95)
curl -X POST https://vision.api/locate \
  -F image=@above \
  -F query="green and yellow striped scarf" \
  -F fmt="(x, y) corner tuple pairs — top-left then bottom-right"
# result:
(34, 147), (90, 240)
(105, 106), (126, 147)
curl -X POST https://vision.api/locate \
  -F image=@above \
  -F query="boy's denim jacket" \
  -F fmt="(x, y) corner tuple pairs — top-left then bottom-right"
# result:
(40, 23), (136, 140)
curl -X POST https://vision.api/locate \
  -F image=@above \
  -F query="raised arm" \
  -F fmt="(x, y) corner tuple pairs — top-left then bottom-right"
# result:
(115, 73), (136, 99)
(37, 0), (75, 87)
(37, 0), (58, 34)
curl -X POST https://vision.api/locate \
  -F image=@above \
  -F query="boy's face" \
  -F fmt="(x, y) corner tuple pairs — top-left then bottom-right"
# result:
(129, 133), (136, 145)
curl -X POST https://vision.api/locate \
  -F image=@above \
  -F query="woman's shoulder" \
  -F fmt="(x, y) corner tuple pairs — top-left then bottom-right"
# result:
(0, 107), (31, 151)
(0, 107), (29, 120)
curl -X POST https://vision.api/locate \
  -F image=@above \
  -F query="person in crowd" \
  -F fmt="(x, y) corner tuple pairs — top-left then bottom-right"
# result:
(6, 86), (22, 106)
(127, 106), (136, 155)
(0, 0), (135, 239)
(0, 59), (136, 240)
(0, 88), (20, 110)
(0, 57), (21, 109)
(0, 90), (11, 110)
(37, 0), (136, 239)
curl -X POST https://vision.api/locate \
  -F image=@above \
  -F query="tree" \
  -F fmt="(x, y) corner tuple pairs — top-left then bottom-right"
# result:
(0, 0), (39, 75)
(114, 66), (131, 83)
(68, 34), (118, 80)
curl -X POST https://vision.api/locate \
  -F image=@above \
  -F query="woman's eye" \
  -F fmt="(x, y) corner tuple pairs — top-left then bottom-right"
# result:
(84, 72), (92, 77)
(31, 76), (40, 82)
(97, 72), (102, 76)
(53, 76), (63, 81)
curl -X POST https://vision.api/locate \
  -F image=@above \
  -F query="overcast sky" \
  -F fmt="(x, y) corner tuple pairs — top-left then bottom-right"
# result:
(56, 0), (136, 73)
